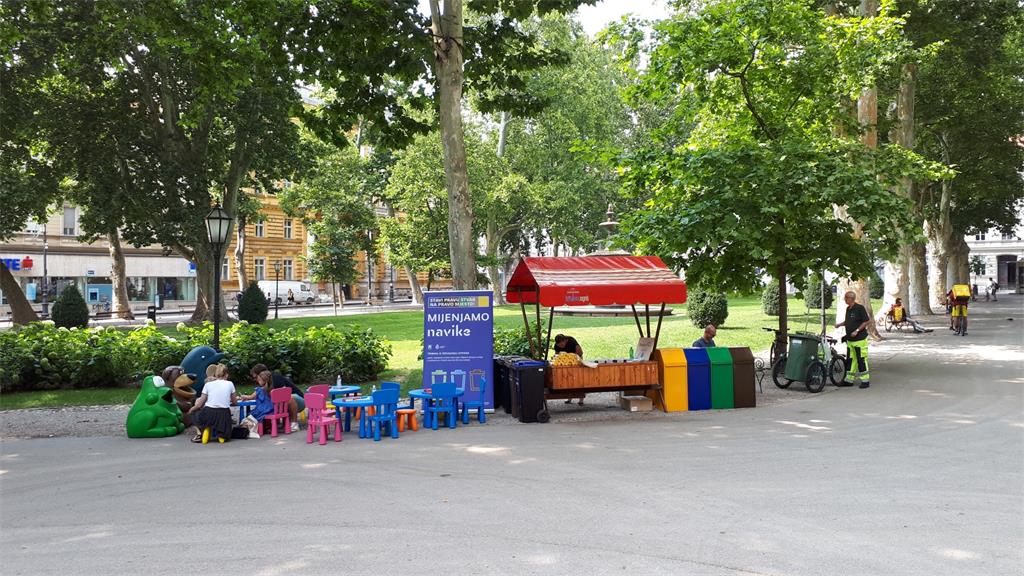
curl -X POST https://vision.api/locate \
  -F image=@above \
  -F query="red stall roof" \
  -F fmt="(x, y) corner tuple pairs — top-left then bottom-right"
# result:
(505, 256), (687, 307)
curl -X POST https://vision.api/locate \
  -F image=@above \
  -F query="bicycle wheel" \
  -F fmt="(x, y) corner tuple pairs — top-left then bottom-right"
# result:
(884, 316), (893, 332)
(772, 356), (791, 389)
(806, 360), (826, 393)
(961, 316), (967, 336)
(828, 355), (845, 386)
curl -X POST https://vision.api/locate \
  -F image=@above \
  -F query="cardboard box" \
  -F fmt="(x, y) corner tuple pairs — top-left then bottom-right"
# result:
(619, 394), (653, 412)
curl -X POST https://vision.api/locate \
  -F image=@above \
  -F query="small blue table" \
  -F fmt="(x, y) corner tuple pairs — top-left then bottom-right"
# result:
(236, 400), (256, 421)
(332, 396), (373, 438)
(408, 388), (465, 429)
(328, 385), (361, 398)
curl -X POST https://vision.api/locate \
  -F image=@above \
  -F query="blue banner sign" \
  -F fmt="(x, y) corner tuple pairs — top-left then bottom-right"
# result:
(423, 290), (494, 410)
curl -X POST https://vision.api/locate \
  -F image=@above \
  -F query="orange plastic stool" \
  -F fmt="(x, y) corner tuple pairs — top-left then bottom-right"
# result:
(396, 408), (418, 432)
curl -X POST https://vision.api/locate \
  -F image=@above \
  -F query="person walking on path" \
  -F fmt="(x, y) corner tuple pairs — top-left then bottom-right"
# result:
(988, 278), (999, 302)
(836, 291), (871, 388)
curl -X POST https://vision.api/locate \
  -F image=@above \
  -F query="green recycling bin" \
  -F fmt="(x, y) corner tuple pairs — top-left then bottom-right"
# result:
(706, 347), (735, 409)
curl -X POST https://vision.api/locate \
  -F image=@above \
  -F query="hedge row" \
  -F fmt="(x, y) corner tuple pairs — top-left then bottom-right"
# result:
(0, 321), (391, 393)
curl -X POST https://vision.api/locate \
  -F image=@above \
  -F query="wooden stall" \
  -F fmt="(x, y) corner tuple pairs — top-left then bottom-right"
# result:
(505, 256), (687, 404)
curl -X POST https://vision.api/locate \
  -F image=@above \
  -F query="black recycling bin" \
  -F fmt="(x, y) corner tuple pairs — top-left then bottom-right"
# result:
(497, 356), (528, 414)
(146, 306), (158, 321)
(513, 360), (547, 423)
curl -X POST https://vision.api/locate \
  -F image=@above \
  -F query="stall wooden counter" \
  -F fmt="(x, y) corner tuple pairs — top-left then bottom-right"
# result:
(546, 360), (659, 392)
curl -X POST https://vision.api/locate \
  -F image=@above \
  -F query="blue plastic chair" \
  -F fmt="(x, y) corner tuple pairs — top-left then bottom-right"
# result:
(425, 382), (458, 430)
(368, 388), (400, 441)
(380, 381), (413, 410)
(460, 378), (487, 425)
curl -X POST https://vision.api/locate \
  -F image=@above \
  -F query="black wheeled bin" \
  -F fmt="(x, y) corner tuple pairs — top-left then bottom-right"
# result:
(494, 355), (528, 414)
(513, 360), (547, 423)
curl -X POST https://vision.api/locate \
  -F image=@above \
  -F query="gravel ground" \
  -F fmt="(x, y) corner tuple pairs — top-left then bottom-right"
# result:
(0, 366), (816, 439)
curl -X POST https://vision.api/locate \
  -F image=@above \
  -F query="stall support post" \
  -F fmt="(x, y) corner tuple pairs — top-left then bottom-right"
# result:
(519, 299), (537, 358)
(534, 288), (542, 357)
(630, 305), (644, 337)
(544, 306), (555, 361)
(645, 304), (651, 336)
(653, 303), (666, 348)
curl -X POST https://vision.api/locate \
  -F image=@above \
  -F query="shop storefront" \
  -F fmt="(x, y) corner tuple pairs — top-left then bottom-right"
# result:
(1, 251), (196, 313)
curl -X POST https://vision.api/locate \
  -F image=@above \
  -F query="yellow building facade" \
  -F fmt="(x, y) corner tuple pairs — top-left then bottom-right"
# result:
(220, 192), (308, 293)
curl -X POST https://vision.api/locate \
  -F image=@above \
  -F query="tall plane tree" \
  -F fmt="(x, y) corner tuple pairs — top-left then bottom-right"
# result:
(3, 1), (431, 322)
(607, 0), (948, 352)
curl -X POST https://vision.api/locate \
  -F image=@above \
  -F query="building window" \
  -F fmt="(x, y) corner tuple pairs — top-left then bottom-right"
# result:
(283, 259), (293, 280)
(254, 220), (265, 238)
(1002, 233), (1016, 241)
(254, 258), (265, 281)
(62, 207), (77, 236)
(222, 257), (230, 280)
(974, 233), (986, 241)
(284, 219), (293, 239)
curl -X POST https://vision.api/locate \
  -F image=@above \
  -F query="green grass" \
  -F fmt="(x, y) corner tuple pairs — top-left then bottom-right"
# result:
(5, 295), (877, 409)
(1, 387), (139, 410)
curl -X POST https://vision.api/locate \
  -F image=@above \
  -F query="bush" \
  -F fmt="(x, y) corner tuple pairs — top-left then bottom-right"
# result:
(493, 324), (536, 358)
(805, 275), (834, 309)
(762, 280), (781, 316)
(237, 283), (268, 324)
(869, 271), (884, 300)
(0, 321), (392, 392)
(51, 285), (89, 328)
(687, 288), (729, 328)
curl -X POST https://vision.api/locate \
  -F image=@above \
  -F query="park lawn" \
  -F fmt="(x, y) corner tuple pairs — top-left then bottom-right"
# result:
(1, 387), (139, 410)
(4, 295), (875, 409)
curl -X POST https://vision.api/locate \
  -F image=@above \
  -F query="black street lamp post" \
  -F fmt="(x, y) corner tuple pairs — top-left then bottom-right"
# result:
(42, 232), (48, 317)
(205, 204), (233, 351)
(273, 259), (282, 320)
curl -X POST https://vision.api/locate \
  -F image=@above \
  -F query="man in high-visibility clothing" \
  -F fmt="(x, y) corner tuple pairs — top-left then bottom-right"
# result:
(836, 291), (871, 389)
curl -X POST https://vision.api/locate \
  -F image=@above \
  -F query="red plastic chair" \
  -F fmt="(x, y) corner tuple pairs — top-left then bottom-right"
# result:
(267, 386), (292, 437)
(304, 392), (342, 445)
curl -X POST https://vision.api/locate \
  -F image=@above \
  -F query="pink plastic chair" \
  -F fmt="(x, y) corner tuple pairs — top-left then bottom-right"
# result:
(305, 392), (342, 445)
(267, 386), (292, 437)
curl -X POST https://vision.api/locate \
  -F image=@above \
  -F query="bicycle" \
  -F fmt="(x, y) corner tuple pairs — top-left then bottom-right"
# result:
(753, 327), (788, 390)
(952, 306), (968, 336)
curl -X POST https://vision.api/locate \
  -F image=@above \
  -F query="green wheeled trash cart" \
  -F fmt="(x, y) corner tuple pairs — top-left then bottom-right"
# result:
(772, 333), (827, 393)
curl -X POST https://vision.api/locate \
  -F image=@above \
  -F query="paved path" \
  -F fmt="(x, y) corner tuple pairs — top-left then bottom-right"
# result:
(2, 297), (1021, 575)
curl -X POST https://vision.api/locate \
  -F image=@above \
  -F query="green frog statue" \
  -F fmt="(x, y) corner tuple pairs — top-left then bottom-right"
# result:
(126, 375), (186, 438)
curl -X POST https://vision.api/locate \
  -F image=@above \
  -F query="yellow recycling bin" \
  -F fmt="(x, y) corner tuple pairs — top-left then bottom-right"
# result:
(651, 348), (688, 412)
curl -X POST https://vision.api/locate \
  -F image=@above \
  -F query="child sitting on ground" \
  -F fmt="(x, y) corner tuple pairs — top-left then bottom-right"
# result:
(189, 364), (237, 444)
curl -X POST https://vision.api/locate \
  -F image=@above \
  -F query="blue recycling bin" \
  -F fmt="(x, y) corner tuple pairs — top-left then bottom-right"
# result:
(683, 348), (711, 411)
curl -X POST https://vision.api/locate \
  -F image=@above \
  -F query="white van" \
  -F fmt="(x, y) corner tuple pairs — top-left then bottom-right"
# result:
(256, 280), (315, 304)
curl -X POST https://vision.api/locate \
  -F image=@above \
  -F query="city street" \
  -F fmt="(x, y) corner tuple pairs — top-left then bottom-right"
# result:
(1, 296), (1022, 576)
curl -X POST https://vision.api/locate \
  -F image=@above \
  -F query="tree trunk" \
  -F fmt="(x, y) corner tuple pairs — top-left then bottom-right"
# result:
(188, 240), (228, 323)
(430, 0), (477, 290)
(403, 267), (423, 304)
(909, 240), (931, 315)
(107, 230), (134, 320)
(486, 218), (503, 305)
(832, 0), (881, 338)
(0, 262), (39, 325)
(957, 238), (970, 284)
(234, 214), (249, 293)
(776, 265), (789, 356)
(883, 62), (916, 311)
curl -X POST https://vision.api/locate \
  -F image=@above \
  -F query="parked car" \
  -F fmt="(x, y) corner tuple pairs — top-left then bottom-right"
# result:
(256, 280), (315, 304)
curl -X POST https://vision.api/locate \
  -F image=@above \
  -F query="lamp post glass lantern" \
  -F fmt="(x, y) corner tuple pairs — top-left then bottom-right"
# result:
(205, 204), (233, 351)
(273, 259), (282, 319)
